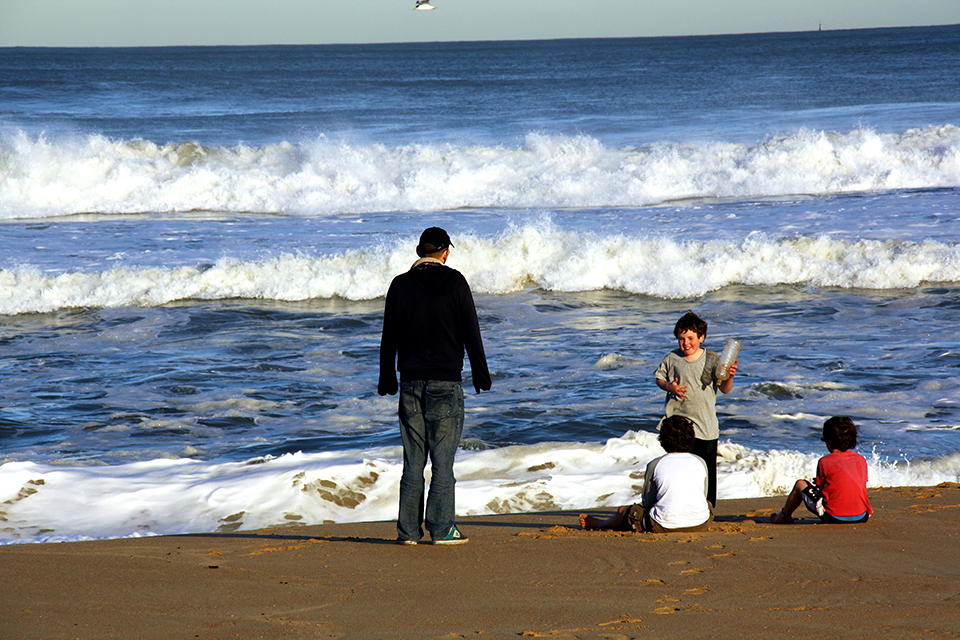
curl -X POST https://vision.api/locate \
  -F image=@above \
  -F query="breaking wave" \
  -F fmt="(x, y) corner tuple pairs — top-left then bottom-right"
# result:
(2, 431), (957, 544)
(2, 125), (958, 219)
(2, 224), (960, 314)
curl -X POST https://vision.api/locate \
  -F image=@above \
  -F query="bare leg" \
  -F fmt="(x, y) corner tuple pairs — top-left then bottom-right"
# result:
(770, 479), (810, 524)
(580, 505), (630, 531)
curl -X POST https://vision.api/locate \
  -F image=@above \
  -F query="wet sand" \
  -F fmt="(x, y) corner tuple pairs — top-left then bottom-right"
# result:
(2, 484), (959, 639)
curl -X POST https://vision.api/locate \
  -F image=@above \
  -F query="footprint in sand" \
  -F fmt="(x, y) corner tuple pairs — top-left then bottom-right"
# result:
(652, 606), (682, 615)
(598, 617), (643, 626)
(910, 503), (960, 514)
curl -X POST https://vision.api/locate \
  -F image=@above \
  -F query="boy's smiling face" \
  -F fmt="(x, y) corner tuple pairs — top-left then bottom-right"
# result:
(676, 329), (705, 358)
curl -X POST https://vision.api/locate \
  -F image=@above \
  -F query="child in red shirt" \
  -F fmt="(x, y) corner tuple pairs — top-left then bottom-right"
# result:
(771, 416), (872, 524)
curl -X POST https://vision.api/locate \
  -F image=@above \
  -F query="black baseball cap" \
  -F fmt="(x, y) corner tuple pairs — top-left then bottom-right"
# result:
(418, 227), (453, 253)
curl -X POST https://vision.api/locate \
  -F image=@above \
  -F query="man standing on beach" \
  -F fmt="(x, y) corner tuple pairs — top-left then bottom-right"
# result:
(379, 227), (492, 545)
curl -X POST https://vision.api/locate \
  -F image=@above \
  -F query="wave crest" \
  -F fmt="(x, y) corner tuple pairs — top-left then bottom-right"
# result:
(2, 225), (960, 313)
(2, 126), (958, 219)
(2, 433), (957, 544)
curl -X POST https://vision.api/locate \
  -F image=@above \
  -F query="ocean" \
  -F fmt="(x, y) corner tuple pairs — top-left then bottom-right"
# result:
(1, 25), (959, 543)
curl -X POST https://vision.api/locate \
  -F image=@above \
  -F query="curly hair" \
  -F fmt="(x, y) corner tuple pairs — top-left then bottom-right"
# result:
(659, 415), (696, 453)
(822, 416), (858, 451)
(673, 311), (708, 339)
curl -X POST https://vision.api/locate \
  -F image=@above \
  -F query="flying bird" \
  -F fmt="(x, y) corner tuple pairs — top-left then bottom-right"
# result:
(413, 0), (435, 10)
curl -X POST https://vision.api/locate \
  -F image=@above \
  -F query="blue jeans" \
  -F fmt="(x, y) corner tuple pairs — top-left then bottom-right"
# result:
(397, 380), (464, 541)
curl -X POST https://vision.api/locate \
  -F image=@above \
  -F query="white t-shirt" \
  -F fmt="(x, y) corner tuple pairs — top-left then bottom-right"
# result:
(643, 452), (712, 529)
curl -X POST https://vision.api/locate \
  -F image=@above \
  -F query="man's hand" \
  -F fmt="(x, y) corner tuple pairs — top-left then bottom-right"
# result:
(378, 378), (398, 396)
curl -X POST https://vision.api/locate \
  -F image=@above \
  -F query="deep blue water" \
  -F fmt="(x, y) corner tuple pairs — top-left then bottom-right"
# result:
(3, 26), (958, 147)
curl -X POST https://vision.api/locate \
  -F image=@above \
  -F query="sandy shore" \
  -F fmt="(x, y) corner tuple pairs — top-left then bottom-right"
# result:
(2, 484), (959, 640)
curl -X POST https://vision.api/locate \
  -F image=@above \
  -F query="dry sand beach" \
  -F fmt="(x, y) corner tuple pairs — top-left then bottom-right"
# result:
(3, 484), (959, 640)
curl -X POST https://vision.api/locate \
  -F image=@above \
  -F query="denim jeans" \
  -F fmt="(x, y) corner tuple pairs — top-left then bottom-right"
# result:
(397, 380), (464, 541)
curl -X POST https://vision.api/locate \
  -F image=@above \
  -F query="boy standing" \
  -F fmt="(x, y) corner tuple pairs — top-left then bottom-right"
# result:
(580, 416), (713, 533)
(770, 416), (872, 524)
(654, 312), (737, 507)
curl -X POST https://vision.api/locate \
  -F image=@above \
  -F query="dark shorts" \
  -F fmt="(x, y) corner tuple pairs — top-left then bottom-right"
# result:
(623, 504), (714, 533)
(802, 482), (870, 523)
(801, 482), (825, 517)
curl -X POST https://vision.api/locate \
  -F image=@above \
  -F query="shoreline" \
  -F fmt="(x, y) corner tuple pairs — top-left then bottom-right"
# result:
(2, 484), (959, 639)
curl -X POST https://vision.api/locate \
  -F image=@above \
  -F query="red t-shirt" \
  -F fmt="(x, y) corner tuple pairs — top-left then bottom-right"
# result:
(816, 450), (873, 518)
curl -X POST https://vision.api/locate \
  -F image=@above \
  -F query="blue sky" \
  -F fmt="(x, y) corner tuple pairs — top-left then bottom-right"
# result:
(1, 0), (958, 47)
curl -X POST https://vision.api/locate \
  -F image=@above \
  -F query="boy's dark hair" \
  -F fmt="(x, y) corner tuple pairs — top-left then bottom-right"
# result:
(659, 415), (696, 453)
(822, 416), (858, 451)
(673, 311), (708, 338)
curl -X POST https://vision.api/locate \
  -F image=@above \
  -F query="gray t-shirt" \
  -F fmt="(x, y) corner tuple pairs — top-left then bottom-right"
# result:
(654, 349), (719, 440)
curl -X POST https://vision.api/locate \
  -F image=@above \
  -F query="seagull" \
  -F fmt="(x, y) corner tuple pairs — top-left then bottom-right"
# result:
(413, 0), (435, 10)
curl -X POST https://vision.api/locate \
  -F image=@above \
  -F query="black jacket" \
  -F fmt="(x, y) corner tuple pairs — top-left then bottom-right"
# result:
(378, 261), (491, 395)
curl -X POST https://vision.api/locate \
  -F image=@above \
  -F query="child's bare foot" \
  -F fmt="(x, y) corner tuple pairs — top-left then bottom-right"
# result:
(580, 513), (601, 530)
(770, 511), (794, 524)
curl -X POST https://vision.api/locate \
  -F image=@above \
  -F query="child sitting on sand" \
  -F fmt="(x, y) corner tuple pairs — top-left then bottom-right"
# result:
(771, 416), (873, 524)
(580, 415), (713, 533)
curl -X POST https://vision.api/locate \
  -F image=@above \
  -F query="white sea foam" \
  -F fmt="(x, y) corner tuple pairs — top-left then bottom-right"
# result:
(2, 431), (957, 544)
(2, 225), (960, 314)
(2, 126), (958, 219)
